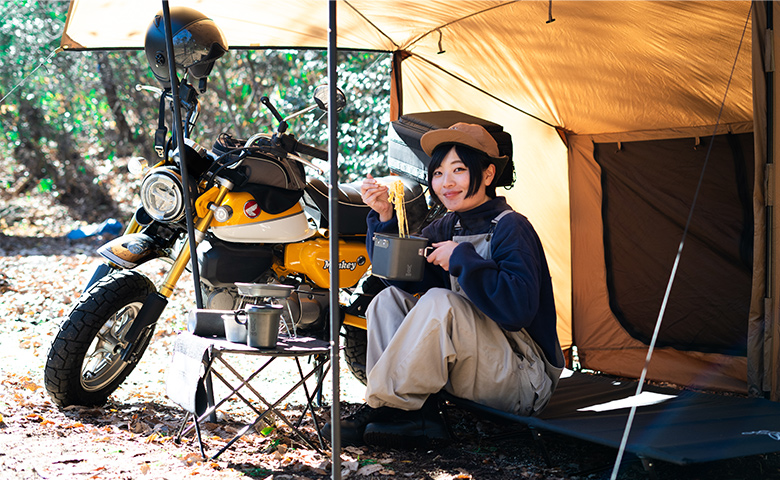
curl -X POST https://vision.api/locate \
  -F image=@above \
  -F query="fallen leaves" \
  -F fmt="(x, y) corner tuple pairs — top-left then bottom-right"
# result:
(181, 452), (204, 466)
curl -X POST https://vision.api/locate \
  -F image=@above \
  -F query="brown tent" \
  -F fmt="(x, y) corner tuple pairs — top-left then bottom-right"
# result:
(60, 1), (777, 399)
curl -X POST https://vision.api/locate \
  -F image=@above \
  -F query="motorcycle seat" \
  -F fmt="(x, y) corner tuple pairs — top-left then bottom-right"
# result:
(305, 177), (427, 235)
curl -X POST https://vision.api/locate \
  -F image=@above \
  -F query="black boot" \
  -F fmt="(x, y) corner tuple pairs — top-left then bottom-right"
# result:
(363, 396), (451, 449)
(322, 404), (394, 446)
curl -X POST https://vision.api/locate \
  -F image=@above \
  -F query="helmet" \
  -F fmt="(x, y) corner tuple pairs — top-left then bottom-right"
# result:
(144, 6), (228, 85)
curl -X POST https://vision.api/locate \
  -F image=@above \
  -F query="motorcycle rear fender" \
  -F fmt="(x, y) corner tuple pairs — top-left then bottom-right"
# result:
(343, 314), (366, 330)
(97, 233), (170, 269)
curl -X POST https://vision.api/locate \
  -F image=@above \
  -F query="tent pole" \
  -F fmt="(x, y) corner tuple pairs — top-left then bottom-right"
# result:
(327, 1), (342, 476)
(770, 0), (780, 402)
(160, 0), (203, 309)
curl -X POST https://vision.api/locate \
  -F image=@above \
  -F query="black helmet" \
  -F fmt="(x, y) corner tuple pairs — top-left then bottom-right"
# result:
(144, 6), (228, 86)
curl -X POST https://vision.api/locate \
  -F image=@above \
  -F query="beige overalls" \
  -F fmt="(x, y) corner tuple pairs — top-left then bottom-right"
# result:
(365, 211), (563, 415)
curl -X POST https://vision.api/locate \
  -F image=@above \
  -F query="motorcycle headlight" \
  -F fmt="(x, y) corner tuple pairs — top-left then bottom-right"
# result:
(140, 168), (185, 222)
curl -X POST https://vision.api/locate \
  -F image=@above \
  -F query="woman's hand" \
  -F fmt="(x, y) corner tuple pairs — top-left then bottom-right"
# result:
(427, 241), (459, 272)
(361, 173), (394, 222)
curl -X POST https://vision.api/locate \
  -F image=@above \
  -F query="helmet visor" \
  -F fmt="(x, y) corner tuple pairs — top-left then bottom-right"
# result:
(172, 20), (228, 73)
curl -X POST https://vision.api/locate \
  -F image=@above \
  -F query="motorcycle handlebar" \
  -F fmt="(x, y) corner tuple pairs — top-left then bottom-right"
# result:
(294, 141), (328, 160)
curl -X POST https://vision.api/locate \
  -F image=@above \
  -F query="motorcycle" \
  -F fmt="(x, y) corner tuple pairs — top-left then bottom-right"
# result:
(43, 77), (433, 408)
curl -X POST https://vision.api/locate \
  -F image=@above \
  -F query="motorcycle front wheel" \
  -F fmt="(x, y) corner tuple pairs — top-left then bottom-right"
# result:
(45, 270), (158, 407)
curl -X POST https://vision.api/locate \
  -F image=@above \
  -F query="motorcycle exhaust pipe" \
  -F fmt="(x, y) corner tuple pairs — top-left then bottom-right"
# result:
(121, 292), (168, 361)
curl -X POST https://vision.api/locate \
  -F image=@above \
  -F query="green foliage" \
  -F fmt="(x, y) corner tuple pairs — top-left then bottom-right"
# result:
(203, 48), (391, 182)
(0, 0), (391, 196)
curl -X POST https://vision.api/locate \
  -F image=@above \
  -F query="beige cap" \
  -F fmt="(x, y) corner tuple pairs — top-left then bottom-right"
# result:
(420, 122), (508, 177)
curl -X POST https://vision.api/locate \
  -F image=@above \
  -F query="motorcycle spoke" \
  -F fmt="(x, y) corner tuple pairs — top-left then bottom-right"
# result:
(80, 303), (142, 391)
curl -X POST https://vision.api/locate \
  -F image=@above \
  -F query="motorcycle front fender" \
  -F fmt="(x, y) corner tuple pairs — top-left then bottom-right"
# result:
(97, 232), (170, 269)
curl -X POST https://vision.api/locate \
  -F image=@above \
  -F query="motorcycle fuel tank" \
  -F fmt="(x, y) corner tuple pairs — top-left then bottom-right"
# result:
(209, 192), (316, 243)
(280, 238), (369, 289)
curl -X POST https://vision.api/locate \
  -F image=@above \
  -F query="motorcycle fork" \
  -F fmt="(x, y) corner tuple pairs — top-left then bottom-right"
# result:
(121, 183), (231, 358)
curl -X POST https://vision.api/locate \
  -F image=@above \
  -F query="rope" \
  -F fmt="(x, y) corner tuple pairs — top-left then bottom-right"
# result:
(0, 47), (63, 105)
(609, 5), (752, 479)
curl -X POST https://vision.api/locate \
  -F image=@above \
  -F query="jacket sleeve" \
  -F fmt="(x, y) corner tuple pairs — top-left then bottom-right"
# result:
(365, 209), (398, 259)
(448, 214), (544, 331)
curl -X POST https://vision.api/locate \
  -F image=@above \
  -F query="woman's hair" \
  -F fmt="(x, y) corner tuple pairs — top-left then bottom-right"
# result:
(427, 144), (497, 205)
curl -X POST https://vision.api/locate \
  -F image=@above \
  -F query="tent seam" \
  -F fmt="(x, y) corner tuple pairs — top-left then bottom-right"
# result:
(343, 0), (400, 50)
(408, 53), (558, 129)
(405, 1), (519, 50)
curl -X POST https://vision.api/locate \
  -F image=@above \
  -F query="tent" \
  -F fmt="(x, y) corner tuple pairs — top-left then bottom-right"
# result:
(59, 1), (777, 401)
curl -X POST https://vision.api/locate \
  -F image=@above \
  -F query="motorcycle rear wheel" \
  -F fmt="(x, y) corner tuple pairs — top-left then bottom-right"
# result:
(343, 325), (368, 385)
(44, 270), (157, 407)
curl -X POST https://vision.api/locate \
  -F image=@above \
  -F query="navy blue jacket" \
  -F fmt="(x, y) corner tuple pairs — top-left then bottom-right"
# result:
(366, 196), (562, 367)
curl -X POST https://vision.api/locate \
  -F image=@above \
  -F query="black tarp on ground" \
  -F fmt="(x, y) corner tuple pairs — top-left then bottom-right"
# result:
(442, 370), (780, 465)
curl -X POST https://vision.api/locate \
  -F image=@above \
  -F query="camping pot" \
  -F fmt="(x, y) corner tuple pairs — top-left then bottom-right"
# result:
(236, 304), (283, 349)
(372, 233), (429, 282)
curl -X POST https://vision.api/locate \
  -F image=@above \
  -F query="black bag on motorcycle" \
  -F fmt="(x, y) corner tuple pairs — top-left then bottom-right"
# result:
(213, 133), (308, 214)
(388, 111), (514, 188)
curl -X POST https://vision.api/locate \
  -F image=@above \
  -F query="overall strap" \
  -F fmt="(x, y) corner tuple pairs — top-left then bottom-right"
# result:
(485, 209), (514, 241)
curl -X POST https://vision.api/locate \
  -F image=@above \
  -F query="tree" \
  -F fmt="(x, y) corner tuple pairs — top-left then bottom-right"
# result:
(0, 0), (391, 222)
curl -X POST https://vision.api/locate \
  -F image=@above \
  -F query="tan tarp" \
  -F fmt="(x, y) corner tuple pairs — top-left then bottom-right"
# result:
(61, 1), (775, 396)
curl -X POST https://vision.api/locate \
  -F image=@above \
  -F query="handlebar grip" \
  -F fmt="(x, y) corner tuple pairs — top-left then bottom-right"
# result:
(295, 142), (328, 160)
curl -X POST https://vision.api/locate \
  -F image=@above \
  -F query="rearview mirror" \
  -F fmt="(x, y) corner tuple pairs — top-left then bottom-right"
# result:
(313, 85), (347, 112)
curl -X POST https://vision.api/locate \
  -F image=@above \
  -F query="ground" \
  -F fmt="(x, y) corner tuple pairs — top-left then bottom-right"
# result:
(1, 176), (780, 479)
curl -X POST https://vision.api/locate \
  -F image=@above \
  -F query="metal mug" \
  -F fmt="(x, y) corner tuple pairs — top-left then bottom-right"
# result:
(236, 304), (283, 349)
(224, 311), (248, 343)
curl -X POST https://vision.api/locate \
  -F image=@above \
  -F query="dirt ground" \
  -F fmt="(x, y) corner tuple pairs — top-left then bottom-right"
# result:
(2, 183), (780, 479)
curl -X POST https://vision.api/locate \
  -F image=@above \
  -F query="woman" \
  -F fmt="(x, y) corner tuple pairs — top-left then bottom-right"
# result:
(334, 122), (564, 449)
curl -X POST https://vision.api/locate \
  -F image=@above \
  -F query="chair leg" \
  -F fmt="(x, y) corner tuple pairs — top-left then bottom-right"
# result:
(174, 412), (191, 444)
(529, 427), (553, 467)
(193, 416), (207, 460)
(640, 456), (659, 480)
(433, 394), (456, 440)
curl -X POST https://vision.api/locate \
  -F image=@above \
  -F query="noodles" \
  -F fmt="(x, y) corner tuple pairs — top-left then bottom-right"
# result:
(387, 179), (409, 237)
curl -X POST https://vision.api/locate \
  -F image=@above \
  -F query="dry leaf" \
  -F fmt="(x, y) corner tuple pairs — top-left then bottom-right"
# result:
(182, 452), (203, 466)
(344, 446), (365, 456)
(357, 463), (384, 476)
(139, 463), (150, 474)
(22, 380), (39, 391)
(342, 459), (359, 472)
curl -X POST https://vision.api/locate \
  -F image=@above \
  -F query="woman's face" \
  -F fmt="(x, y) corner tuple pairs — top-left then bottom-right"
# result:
(431, 147), (494, 212)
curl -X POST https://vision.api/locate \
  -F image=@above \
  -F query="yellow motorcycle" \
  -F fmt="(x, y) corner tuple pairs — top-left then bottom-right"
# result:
(43, 74), (429, 407)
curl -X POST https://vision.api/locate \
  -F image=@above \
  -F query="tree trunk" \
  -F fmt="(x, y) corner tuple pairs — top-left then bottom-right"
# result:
(97, 52), (133, 155)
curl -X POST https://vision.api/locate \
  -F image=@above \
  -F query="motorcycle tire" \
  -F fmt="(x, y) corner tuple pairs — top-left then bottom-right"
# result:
(44, 270), (158, 408)
(343, 325), (368, 385)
